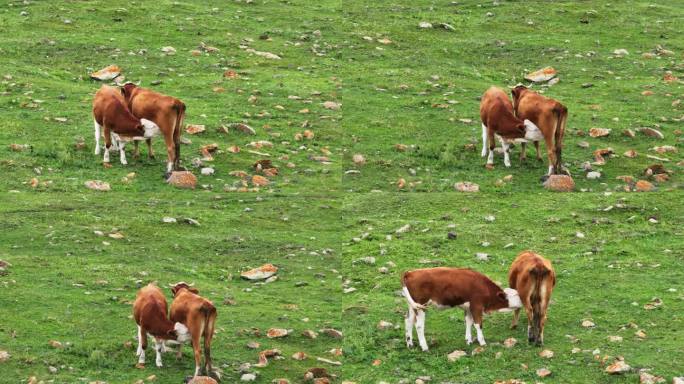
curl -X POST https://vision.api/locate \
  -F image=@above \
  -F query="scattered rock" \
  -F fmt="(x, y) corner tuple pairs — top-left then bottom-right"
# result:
(9, 143), (30, 152)
(166, 171), (197, 189)
(608, 335), (623, 343)
(186, 377), (218, 384)
(201, 167), (215, 176)
(503, 338), (517, 348)
(447, 350), (467, 361)
(581, 320), (595, 328)
(84, 180), (111, 192)
(90, 65), (122, 81)
(539, 349), (554, 358)
(255, 348), (282, 367)
(605, 359), (630, 374)
(536, 368), (552, 378)
(418, 21), (433, 29)
(475, 253), (489, 261)
(635, 180), (655, 192)
(186, 124), (206, 135)
(395, 224), (411, 234)
(639, 371), (665, 384)
(352, 154), (365, 165)
(525, 67), (557, 83)
(543, 174), (575, 192)
(320, 328), (343, 339)
(454, 181), (479, 192)
(623, 129), (636, 138)
(323, 101), (341, 110)
(241, 264), (278, 280)
(245, 48), (281, 60)
(252, 175), (270, 187)
(0, 350), (9, 362)
(161, 46), (177, 55)
(589, 127), (611, 137)
(613, 48), (629, 56)
(624, 149), (638, 158)
(586, 171), (601, 180)
(241, 373), (257, 382)
(292, 352), (307, 361)
(48, 340), (63, 349)
(638, 128), (664, 139)
(377, 320), (393, 330)
(266, 328), (290, 338)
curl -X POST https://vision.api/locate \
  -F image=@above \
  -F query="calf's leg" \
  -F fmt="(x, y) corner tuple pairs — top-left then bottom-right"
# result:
(146, 138), (155, 159)
(136, 325), (147, 366)
(94, 120), (101, 155)
(191, 332), (202, 376)
(511, 308), (520, 329)
(481, 124), (488, 157)
(464, 310), (474, 345)
(471, 305), (486, 346)
(415, 309), (428, 351)
(154, 338), (164, 367)
(405, 307), (416, 348)
(519, 141), (527, 161)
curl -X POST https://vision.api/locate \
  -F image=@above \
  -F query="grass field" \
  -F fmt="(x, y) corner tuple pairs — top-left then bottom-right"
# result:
(341, 192), (684, 383)
(1, 0), (683, 383)
(340, 1), (684, 192)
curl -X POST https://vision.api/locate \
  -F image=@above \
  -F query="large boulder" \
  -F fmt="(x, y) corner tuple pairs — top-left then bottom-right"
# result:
(543, 174), (575, 192)
(167, 171), (197, 189)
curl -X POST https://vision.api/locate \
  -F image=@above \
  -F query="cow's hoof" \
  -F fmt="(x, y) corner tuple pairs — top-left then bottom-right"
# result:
(135, 363), (145, 369)
(510, 324), (518, 330)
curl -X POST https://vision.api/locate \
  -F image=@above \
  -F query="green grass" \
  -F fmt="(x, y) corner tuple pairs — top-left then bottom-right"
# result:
(339, 1), (684, 192)
(1, 0), (683, 383)
(341, 192), (684, 383)
(0, 193), (341, 383)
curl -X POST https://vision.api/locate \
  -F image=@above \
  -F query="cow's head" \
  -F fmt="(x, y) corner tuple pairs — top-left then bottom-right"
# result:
(169, 281), (199, 296)
(511, 85), (528, 111)
(496, 288), (522, 312)
(120, 82), (138, 100)
(523, 119), (544, 141)
(139, 118), (160, 138)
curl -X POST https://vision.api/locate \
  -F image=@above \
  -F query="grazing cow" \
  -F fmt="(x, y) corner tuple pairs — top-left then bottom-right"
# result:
(508, 251), (556, 345)
(511, 85), (568, 175)
(120, 83), (186, 176)
(92, 85), (160, 165)
(480, 86), (544, 168)
(402, 268), (522, 350)
(169, 282), (217, 378)
(133, 283), (191, 368)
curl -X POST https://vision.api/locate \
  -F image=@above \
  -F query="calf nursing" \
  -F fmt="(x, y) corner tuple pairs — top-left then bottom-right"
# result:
(508, 251), (556, 345)
(480, 86), (543, 168)
(402, 268), (522, 350)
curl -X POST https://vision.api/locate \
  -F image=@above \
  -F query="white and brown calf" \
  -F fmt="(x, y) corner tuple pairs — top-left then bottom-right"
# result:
(133, 284), (190, 368)
(480, 86), (544, 168)
(511, 85), (568, 175)
(402, 268), (522, 350)
(92, 85), (160, 165)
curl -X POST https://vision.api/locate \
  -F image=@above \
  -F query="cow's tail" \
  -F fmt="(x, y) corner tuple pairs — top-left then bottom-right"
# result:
(199, 301), (217, 375)
(172, 101), (186, 170)
(402, 272), (426, 311)
(552, 104), (567, 174)
(528, 265), (551, 345)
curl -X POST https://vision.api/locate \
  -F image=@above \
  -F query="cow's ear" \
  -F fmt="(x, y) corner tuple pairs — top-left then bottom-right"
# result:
(497, 291), (507, 301)
(167, 329), (177, 339)
(120, 87), (126, 97)
(170, 286), (178, 296)
(189, 287), (199, 294)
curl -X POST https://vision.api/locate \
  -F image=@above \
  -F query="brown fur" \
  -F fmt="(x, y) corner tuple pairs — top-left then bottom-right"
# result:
(133, 284), (179, 355)
(508, 251), (556, 345)
(121, 83), (186, 172)
(170, 283), (217, 377)
(92, 85), (144, 152)
(480, 86), (526, 141)
(511, 85), (567, 173)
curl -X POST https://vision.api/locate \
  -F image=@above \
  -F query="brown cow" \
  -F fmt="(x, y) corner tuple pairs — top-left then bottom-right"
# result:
(169, 282), (218, 378)
(120, 83), (186, 176)
(480, 86), (544, 168)
(402, 268), (522, 350)
(92, 85), (160, 165)
(133, 283), (190, 368)
(511, 85), (568, 175)
(508, 251), (556, 345)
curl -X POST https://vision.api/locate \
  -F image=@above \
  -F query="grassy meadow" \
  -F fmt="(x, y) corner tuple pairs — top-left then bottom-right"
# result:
(0, 0), (683, 383)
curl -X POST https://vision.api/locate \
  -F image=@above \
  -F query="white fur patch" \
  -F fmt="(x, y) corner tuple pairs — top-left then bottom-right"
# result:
(524, 119), (544, 141)
(140, 118), (161, 138)
(174, 322), (191, 343)
(504, 287), (523, 309)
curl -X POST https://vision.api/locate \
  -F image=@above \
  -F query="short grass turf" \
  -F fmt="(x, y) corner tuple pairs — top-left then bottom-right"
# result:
(0, 0), (343, 194)
(339, 1), (684, 192)
(0, 192), (341, 383)
(341, 192), (684, 383)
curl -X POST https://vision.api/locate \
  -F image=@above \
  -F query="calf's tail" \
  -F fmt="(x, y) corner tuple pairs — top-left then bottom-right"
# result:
(402, 272), (426, 311)
(552, 104), (567, 174)
(529, 265), (550, 345)
(172, 101), (186, 169)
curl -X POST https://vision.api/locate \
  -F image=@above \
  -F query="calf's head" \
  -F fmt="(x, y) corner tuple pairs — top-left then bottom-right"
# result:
(523, 119), (544, 141)
(497, 288), (523, 312)
(140, 118), (160, 138)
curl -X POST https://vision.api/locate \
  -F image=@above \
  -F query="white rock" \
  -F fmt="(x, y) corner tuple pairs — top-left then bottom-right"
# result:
(447, 350), (467, 361)
(201, 167), (215, 176)
(419, 22), (433, 28)
(241, 373), (257, 381)
(587, 171), (601, 180)
(475, 253), (489, 261)
(613, 48), (629, 56)
(162, 217), (177, 224)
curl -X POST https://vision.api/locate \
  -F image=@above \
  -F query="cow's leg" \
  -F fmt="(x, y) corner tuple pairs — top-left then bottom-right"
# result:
(415, 309), (428, 351)
(153, 338), (164, 367)
(544, 133), (557, 174)
(146, 138), (155, 159)
(405, 307), (416, 348)
(525, 306), (534, 343)
(464, 309), (474, 345)
(94, 120), (101, 155)
(175, 342), (182, 360)
(511, 308), (521, 329)
(103, 125), (112, 163)
(163, 134), (175, 176)
(500, 137), (511, 167)
(137, 325), (147, 366)
(119, 141), (128, 165)
(133, 141), (140, 159)
(486, 129), (495, 166)
(534, 141), (542, 161)
(203, 315), (216, 375)
(520, 141), (527, 162)
(471, 305), (486, 346)
(481, 124), (488, 157)
(191, 332), (202, 376)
